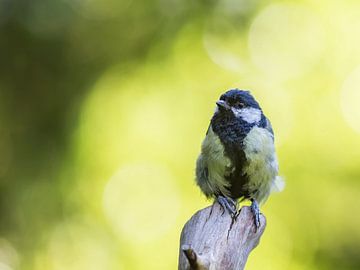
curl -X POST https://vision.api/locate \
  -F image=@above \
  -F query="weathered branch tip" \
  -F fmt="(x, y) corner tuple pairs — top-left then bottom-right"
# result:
(178, 203), (266, 270)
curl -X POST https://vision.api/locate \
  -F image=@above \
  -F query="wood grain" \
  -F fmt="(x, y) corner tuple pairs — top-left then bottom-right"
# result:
(178, 203), (266, 270)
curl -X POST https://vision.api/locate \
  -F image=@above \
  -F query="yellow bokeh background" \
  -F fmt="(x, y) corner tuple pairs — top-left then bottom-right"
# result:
(1, 0), (360, 269)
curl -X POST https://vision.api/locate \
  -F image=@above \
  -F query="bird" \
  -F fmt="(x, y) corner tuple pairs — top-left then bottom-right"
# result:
(195, 89), (284, 228)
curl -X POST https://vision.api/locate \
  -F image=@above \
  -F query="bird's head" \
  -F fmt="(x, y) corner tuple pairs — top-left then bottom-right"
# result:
(214, 89), (263, 124)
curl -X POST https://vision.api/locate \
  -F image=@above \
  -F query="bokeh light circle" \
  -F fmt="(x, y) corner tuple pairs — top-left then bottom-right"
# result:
(341, 65), (360, 133)
(103, 163), (180, 243)
(0, 239), (18, 270)
(249, 3), (324, 78)
(0, 263), (12, 270)
(203, 0), (258, 72)
(48, 222), (118, 270)
(258, 87), (294, 145)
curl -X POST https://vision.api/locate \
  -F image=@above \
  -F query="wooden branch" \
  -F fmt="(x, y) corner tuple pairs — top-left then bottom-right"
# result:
(178, 203), (266, 270)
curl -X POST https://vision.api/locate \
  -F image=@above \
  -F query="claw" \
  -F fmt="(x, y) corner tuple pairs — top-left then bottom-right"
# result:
(250, 199), (260, 230)
(217, 196), (237, 217)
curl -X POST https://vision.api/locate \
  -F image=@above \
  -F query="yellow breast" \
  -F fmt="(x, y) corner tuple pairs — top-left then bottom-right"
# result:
(242, 126), (279, 204)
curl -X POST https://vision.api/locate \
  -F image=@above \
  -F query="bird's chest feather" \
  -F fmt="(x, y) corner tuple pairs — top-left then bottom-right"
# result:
(242, 126), (278, 202)
(198, 127), (233, 196)
(198, 120), (278, 201)
(215, 122), (277, 201)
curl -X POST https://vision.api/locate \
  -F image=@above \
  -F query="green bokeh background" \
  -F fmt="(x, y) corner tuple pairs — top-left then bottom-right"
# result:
(1, 0), (360, 269)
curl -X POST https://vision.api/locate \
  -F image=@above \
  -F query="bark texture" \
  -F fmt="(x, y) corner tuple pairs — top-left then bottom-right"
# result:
(178, 203), (266, 270)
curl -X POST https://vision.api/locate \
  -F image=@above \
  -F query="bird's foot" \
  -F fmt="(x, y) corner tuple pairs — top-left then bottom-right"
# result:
(250, 199), (261, 231)
(217, 196), (237, 217)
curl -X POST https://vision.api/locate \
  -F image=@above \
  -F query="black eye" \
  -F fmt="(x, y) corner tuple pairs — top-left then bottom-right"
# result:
(234, 101), (245, 108)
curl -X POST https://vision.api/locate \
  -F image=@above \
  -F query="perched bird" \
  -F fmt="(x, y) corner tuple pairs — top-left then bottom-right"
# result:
(196, 89), (284, 228)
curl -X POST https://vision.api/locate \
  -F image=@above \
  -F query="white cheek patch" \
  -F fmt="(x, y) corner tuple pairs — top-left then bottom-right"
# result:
(232, 107), (262, 123)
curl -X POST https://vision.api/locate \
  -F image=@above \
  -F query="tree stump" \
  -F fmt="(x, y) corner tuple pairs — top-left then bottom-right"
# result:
(178, 202), (266, 270)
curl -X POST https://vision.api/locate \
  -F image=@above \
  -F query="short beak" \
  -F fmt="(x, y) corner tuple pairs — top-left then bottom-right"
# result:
(216, 100), (230, 111)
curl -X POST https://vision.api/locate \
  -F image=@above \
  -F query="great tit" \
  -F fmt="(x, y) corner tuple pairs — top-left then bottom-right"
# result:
(195, 89), (284, 228)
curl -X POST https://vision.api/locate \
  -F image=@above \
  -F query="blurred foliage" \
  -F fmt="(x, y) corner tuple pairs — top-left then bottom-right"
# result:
(0, 0), (360, 269)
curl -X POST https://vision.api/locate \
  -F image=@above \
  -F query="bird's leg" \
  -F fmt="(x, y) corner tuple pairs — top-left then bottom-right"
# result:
(217, 196), (237, 217)
(250, 199), (260, 230)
